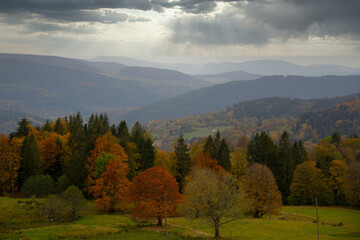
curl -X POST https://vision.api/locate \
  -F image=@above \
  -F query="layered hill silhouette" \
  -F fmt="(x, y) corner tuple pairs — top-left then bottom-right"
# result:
(120, 75), (360, 124)
(91, 56), (360, 75)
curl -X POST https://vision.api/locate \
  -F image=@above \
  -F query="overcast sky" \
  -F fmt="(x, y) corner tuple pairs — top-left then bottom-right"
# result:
(0, 0), (359, 66)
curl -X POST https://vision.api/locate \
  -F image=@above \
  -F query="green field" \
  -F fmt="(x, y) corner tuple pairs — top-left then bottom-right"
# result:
(1, 197), (359, 240)
(183, 126), (232, 140)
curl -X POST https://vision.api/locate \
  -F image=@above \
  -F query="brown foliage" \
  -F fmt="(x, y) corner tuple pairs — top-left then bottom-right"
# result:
(0, 135), (22, 194)
(40, 133), (61, 172)
(129, 167), (182, 226)
(242, 163), (282, 218)
(92, 157), (131, 212)
(194, 151), (225, 172)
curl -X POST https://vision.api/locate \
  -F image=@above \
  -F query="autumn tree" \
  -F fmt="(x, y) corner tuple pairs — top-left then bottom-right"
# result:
(154, 150), (173, 174)
(40, 134), (62, 179)
(195, 151), (224, 172)
(129, 167), (182, 226)
(0, 135), (22, 194)
(92, 156), (131, 212)
(230, 147), (249, 179)
(174, 136), (191, 192)
(288, 161), (332, 205)
(328, 160), (348, 205)
(182, 167), (247, 238)
(85, 132), (127, 192)
(310, 139), (343, 176)
(344, 161), (360, 207)
(242, 163), (282, 218)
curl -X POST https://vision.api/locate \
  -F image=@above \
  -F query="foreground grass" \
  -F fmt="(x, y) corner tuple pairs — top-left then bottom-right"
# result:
(1, 197), (359, 240)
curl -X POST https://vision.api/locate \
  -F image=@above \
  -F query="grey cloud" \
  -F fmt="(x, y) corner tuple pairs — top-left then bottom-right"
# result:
(171, 13), (268, 45)
(240, 0), (360, 38)
(170, 0), (360, 46)
(23, 22), (97, 34)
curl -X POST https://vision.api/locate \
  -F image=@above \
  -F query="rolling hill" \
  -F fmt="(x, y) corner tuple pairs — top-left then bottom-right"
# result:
(146, 94), (360, 150)
(91, 56), (360, 75)
(120, 75), (360, 125)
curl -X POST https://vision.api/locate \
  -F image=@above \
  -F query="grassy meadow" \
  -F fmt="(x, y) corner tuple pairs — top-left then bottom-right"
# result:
(1, 197), (359, 240)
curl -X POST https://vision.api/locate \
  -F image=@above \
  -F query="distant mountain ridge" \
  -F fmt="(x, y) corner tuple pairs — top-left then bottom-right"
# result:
(91, 56), (360, 76)
(0, 53), (220, 119)
(120, 75), (360, 125)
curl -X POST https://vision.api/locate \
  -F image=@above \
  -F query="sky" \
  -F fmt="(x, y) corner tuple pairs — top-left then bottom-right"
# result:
(0, 0), (359, 66)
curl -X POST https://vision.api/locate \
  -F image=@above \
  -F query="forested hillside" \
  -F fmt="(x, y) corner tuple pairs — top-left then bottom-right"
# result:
(147, 94), (360, 150)
(121, 75), (360, 125)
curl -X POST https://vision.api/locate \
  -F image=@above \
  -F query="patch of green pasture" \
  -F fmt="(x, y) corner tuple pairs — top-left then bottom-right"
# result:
(168, 206), (360, 240)
(184, 126), (232, 139)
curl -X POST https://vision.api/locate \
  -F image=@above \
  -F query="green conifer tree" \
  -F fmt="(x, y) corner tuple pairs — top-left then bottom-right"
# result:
(175, 136), (191, 192)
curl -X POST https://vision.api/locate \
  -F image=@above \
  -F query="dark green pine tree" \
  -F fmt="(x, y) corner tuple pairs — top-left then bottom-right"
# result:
(12, 118), (31, 138)
(203, 135), (217, 160)
(42, 119), (53, 132)
(65, 113), (87, 189)
(217, 138), (231, 171)
(137, 137), (155, 172)
(247, 131), (278, 170)
(117, 120), (130, 146)
(110, 124), (117, 136)
(19, 134), (43, 187)
(100, 113), (110, 133)
(175, 136), (191, 193)
(54, 117), (67, 135)
(292, 140), (308, 166)
(276, 131), (294, 203)
(331, 132), (341, 147)
(131, 121), (145, 144)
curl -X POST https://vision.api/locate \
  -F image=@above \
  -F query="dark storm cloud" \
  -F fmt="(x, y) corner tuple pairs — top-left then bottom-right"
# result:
(241, 0), (360, 37)
(170, 0), (360, 45)
(0, 0), (359, 45)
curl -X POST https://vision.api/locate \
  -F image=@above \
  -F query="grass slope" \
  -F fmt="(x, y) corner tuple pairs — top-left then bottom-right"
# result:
(1, 197), (359, 240)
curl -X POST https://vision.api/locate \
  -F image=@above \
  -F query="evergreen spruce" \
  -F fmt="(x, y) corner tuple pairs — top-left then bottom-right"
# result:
(217, 138), (231, 171)
(175, 136), (191, 192)
(20, 134), (42, 186)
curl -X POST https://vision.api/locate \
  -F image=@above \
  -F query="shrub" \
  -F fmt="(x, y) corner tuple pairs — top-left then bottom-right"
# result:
(62, 186), (86, 220)
(21, 175), (55, 197)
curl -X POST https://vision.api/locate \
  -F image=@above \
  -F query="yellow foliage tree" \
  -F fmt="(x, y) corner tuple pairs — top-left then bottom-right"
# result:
(0, 135), (22, 194)
(231, 147), (249, 179)
(328, 160), (348, 204)
(242, 163), (282, 218)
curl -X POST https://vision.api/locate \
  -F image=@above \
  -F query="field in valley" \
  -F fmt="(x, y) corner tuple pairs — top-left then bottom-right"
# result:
(1, 197), (359, 240)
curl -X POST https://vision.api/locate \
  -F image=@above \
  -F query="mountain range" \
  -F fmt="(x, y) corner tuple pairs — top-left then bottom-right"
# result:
(91, 56), (360, 76)
(120, 75), (360, 125)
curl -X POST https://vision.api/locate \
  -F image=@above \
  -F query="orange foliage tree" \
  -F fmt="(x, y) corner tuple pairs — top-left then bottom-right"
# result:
(0, 134), (22, 194)
(195, 152), (224, 172)
(40, 133), (61, 174)
(86, 132), (127, 191)
(129, 167), (183, 226)
(92, 156), (131, 212)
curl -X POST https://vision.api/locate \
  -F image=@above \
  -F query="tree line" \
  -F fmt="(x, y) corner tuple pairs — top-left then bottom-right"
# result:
(0, 113), (359, 238)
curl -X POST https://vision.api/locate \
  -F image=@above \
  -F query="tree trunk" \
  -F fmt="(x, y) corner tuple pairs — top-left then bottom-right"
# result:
(214, 224), (220, 238)
(157, 217), (162, 226)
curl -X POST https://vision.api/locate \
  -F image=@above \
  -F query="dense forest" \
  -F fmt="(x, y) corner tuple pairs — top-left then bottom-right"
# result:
(1, 112), (359, 237)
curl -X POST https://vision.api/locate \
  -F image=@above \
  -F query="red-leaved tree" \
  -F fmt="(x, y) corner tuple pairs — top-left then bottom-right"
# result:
(130, 167), (183, 226)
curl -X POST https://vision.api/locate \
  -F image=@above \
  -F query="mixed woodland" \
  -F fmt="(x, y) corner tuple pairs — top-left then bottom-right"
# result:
(1, 110), (360, 237)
